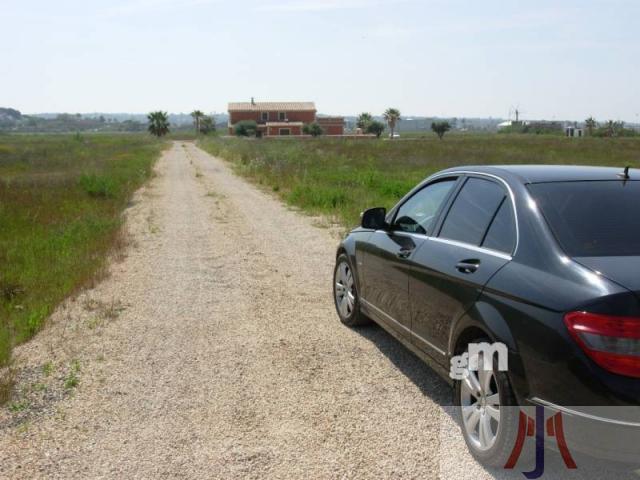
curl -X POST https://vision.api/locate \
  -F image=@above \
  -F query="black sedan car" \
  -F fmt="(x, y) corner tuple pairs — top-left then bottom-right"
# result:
(333, 165), (640, 466)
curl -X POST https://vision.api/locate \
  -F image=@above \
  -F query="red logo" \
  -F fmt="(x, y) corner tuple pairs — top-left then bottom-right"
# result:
(504, 406), (577, 478)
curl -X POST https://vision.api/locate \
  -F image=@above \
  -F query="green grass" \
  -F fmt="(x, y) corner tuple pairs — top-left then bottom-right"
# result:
(64, 359), (81, 389)
(199, 134), (640, 228)
(0, 134), (164, 371)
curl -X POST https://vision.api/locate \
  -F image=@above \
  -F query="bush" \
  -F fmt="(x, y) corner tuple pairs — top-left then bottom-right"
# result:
(303, 123), (324, 137)
(235, 120), (258, 137)
(79, 174), (118, 198)
(366, 121), (385, 138)
(199, 116), (216, 135)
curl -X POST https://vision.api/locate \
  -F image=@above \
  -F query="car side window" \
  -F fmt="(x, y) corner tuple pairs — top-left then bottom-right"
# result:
(393, 179), (456, 234)
(482, 198), (516, 254)
(439, 177), (508, 246)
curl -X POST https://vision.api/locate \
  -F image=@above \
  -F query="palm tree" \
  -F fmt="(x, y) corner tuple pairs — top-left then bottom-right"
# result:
(191, 110), (205, 135)
(147, 111), (170, 137)
(585, 117), (597, 136)
(356, 112), (373, 130)
(383, 108), (401, 139)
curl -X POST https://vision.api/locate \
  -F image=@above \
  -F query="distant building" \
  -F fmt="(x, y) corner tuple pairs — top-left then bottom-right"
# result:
(316, 117), (345, 135)
(227, 99), (344, 136)
(565, 126), (584, 137)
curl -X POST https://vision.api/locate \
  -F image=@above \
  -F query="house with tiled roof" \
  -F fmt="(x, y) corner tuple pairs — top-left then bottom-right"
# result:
(227, 99), (344, 136)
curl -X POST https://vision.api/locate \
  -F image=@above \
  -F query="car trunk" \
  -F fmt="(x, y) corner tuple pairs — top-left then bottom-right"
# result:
(575, 256), (640, 300)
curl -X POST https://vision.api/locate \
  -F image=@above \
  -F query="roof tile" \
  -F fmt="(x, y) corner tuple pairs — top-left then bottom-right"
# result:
(228, 102), (316, 112)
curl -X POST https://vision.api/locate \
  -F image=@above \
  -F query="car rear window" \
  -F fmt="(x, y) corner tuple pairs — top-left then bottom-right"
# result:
(529, 181), (640, 257)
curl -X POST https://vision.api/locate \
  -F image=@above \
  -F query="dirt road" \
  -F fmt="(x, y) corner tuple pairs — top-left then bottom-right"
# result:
(0, 143), (610, 479)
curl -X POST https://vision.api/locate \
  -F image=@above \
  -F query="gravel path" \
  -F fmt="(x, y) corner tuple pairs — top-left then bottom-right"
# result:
(0, 142), (620, 479)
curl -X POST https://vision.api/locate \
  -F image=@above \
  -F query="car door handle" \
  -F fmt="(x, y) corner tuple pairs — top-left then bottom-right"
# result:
(397, 249), (414, 259)
(456, 259), (480, 274)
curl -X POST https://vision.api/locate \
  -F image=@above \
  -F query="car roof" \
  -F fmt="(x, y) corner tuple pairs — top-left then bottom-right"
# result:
(439, 165), (639, 184)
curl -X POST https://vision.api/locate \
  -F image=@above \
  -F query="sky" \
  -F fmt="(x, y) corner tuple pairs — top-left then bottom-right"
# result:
(2, 0), (639, 122)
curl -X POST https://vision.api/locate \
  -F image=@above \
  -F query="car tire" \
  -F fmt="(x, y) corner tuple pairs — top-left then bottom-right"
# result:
(333, 253), (370, 327)
(454, 337), (520, 467)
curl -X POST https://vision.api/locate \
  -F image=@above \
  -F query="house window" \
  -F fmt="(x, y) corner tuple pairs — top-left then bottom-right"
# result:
(261, 112), (268, 122)
(278, 112), (286, 121)
(279, 128), (291, 136)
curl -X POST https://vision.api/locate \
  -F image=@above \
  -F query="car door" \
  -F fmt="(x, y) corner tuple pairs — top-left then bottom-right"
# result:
(408, 175), (517, 360)
(360, 178), (458, 337)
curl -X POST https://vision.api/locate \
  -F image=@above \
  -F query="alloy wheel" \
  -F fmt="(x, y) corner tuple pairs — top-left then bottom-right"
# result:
(334, 261), (356, 319)
(460, 353), (501, 451)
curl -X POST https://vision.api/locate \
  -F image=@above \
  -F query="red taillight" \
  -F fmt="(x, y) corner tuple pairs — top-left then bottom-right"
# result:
(564, 311), (640, 378)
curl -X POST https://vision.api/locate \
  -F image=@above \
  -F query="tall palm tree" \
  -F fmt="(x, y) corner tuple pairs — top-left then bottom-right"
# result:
(191, 110), (205, 135)
(147, 111), (170, 137)
(383, 108), (401, 139)
(356, 112), (373, 130)
(585, 116), (597, 136)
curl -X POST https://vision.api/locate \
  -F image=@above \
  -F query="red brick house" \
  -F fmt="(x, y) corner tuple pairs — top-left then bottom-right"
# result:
(227, 100), (344, 136)
(316, 117), (346, 136)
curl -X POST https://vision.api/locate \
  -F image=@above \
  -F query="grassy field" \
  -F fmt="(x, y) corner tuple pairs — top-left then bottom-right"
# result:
(0, 134), (164, 386)
(199, 134), (640, 228)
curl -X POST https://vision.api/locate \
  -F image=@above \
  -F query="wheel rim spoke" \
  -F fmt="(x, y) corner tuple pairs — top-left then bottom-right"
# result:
(486, 405), (500, 422)
(464, 407), (481, 434)
(479, 413), (493, 447)
(478, 365), (492, 394)
(339, 296), (349, 317)
(460, 376), (474, 399)
(465, 370), (482, 397)
(462, 404), (477, 421)
(486, 393), (499, 406)
(340, 263), (349, 284)
(346, 292), (355, 309)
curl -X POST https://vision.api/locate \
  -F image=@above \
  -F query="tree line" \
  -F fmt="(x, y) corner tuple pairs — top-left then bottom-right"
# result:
(584, 117), (636, 137)
(147, 110), (216, 137)
(356, 109), (451, 139)
(146, 110), (636, 139)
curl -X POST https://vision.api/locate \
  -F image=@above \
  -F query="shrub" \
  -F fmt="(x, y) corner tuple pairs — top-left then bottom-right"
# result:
(366, 121), (385, 138)
(235, 120), (258, 137)
(79, 174), (118, 198)
(303, 123), (324, 137)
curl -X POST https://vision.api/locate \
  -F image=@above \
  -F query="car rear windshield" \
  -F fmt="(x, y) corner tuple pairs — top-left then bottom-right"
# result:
(528, 181), (640, 257)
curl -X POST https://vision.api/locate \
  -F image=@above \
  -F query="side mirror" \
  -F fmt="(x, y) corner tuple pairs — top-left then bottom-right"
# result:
(361, 207), (388, 230)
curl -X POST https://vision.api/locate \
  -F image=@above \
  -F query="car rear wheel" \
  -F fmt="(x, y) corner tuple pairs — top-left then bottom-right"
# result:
(333, 254), (370, 327)
(455, 338), (519, 467)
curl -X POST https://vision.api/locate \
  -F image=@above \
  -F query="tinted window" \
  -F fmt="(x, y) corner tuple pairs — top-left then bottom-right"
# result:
(394, 180), (455, 234)
(529, 181), (640, 256)
(482, 199), (516, 253)
(440, 178), (507, 245)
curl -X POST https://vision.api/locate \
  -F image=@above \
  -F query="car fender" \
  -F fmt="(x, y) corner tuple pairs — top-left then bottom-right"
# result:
(449, 299), (530, 403)
(336, 229), (373, 298)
